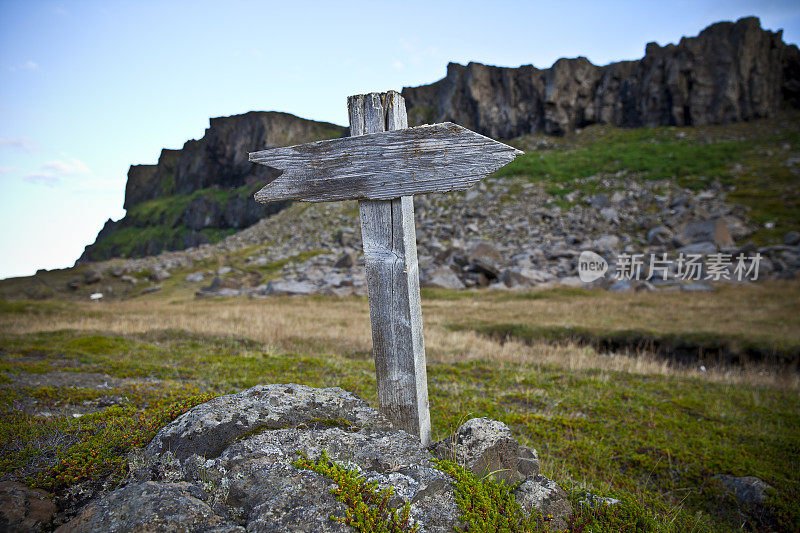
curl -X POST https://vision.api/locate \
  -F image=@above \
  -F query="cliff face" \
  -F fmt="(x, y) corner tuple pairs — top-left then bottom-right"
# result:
(402, 17), (800, 138)
(79, 112), (346, 262)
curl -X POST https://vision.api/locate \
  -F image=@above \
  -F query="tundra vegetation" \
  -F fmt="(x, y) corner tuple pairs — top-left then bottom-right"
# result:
(1, 115), (799, 531)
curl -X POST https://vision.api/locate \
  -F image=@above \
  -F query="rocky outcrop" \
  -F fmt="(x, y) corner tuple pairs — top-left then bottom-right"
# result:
(79, 113), (346, 263)
(122, 112), (347, 209)
(0, 481), (56, 533)
(58, 385), (572, 532)
(402, 17), (800, 138)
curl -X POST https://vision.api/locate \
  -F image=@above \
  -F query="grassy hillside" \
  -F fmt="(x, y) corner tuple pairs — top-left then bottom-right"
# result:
(501, 112), (800, 244)
(83, 184), (260, 260)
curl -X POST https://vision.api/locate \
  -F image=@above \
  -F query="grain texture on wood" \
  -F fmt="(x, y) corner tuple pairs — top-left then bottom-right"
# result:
(250, 121), (523, 203)
(349, 91), (431, 446)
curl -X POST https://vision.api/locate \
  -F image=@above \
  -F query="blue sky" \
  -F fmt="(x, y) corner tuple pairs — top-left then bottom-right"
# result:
(1, 0), (799, 279)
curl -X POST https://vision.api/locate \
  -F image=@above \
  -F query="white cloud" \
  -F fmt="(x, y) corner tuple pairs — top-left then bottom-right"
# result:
(397, 38), (440, 65)
(23, 173), (60, 187)
(0, 137), (38, 151)
(8, 61), (39, 72)
(23, 157), (92, 186)
(41, 158), (90, 175)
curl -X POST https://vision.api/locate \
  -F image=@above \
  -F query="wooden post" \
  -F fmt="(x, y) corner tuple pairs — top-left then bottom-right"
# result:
(249, 91), (522, 446)
(348, 92), (431, 446)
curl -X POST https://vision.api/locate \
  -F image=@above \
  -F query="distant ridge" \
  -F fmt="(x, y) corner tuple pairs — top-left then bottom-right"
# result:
(402, 17), (800, 138)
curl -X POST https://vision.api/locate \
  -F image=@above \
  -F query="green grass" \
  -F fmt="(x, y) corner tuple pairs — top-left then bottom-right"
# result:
(0, 329), (797, 531)
(499, 128), (743, 185)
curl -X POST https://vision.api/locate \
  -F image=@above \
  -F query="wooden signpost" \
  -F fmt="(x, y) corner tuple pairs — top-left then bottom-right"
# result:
(250, 91), (522, 446)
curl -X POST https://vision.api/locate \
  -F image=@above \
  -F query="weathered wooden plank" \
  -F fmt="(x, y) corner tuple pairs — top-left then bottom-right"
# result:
(351, 91), (431, 446)
(250, 121), (523, 203)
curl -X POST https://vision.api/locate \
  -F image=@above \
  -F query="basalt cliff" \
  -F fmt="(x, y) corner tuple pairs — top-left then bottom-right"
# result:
(79, 17), (799, 262)
(402, 17), (800, 137)
(78, 112), (346, 262)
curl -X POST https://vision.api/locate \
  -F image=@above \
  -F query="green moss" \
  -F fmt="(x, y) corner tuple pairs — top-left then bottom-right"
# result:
(293, 450), (417, 532)
(308, 418), (358, 430)
(433, 458), (549, 532)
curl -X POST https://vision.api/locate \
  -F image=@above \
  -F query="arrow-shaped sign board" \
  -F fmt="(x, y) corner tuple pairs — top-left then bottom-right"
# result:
(249, 91), (522, 446)
(249, 122), (523, 202)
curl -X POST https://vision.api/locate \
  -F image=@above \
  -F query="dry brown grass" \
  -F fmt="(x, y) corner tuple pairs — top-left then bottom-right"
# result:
(2, 280), (798, 389)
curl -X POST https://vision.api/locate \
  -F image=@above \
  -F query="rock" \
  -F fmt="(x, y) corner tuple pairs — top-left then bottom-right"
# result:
(715, 475), (772, 507)
(462, 271), (490, 288)
(194, 277), (244, 298)
(83, 269), (102, 284)
(217, 266), (232, 275)
(467, 242), (502, 265)
(185, 272), (205, 283)
(647, 226), (674, 246)
(430, 418), (540, 485)
(784, 231), (800, 246)
(722, 216), (751, 240)
(89, 293), (103, 301)
(676, 241), (717, 256)
(579, 493), (621, 508)
(518, 268), (554, 284)
(195, 287), (240, 298)
(61, 385), (570, 533)
(599, 207), (619, 222)
(265, 280), (317, 296)
(499, 269), (528, 287)
(141, 285), (162, 295)
(404, 17), (800, 137)
(149, 269), (171, 282)
(120, 275), (138, 285)
(558, 276), (585, 288)
(422, 268), (466, 290)
(671, 195), (690, 209)
(108, 265), (126, 277)
(682, 282), (714, 292)
(675, 219), (734, 247)
(609, 279), (633, 292)
(588, 193), (609, 208)
(333, 252), (355, 269)
(515, 476), (573, 530)
(592, 234), (620, 252)
(0, 481), (56, 533)
(336, 227), (356, 247)
(204, 277), (241, 292)
(54, 482), (241, 533)
(67, 278), (82, 290)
